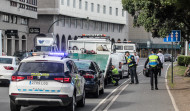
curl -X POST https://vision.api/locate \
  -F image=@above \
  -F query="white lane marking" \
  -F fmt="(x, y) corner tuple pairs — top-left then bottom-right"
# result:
(103, 72), (143, 111)
(103, 84), (129, 111)
(165, 65), (179, 111)
(92, 79), (130, 111)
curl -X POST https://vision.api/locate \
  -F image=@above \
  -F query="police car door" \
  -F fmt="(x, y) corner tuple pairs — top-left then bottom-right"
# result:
(66, 61), (82, 97)
(71, 61), (84, 97)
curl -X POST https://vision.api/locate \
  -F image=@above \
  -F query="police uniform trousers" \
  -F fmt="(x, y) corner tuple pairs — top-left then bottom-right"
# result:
(129, 65), (139, 83)
(149, 66), (158, 88)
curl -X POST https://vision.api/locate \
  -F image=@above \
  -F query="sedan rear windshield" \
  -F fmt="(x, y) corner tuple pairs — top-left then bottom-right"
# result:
(75, 61), (91, 70)
(18, 62), (64, 75)
(0, 58), (12, 64)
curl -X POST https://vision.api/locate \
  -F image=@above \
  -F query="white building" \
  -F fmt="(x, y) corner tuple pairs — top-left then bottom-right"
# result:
(0, 0), (37, 55)
(28, 0), (128, 51)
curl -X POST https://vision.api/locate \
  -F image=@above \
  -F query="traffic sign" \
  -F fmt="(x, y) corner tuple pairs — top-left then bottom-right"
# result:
(29, 28), (40, 34)
(164, 30), (181, 42)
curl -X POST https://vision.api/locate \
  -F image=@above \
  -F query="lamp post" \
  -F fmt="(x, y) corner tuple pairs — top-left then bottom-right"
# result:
(48, 17), (90, 33)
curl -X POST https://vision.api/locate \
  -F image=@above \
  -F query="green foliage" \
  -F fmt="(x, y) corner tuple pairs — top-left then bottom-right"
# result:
(122, 0), (190, 40)
(177, 56), (190, 66)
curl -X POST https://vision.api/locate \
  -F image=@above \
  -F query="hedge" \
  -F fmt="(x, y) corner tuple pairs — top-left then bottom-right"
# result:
(177, 55), (190, 66)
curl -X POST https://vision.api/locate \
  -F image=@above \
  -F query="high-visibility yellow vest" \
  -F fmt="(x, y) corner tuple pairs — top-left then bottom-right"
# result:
(149, 54), (159, 67)
(112, 68), (119, 75)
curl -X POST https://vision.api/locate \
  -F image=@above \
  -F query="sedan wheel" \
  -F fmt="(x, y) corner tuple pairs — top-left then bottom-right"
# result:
(94, 85), (99, 98)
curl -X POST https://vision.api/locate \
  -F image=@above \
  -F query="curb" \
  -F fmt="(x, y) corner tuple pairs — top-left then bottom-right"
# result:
(165, 64), (179, 111)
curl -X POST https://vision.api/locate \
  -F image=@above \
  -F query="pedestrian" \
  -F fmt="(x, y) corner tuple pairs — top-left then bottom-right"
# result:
(157, 49), (164, 76)
(122, 51), (139, 84)
(144, 49), (162, 90)
(111, 65), (120, 86)
(134, 52), (140, 65)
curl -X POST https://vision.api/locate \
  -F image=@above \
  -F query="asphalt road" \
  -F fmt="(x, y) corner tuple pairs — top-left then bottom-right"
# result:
(0, 59), (175, 111)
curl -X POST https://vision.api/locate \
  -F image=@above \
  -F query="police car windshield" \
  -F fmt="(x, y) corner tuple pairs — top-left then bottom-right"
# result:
(17, 62), (64, 75)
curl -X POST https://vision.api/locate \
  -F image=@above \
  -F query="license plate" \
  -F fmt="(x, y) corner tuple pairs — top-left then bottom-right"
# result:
(29, 81), (48, 85)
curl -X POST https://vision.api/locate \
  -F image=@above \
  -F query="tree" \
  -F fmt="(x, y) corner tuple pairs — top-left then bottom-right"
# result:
(122, 0), (190, 40)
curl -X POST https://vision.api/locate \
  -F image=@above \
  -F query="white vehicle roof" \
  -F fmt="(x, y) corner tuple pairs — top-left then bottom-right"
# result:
(21, 55), (71, 63)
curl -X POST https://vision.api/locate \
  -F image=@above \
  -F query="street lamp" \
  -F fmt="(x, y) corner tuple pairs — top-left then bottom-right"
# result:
(48, 17), (90, 33)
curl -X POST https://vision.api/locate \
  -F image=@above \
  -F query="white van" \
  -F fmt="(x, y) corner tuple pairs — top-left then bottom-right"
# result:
(110, 53), (128, 79)
(114, 43), (136, 55)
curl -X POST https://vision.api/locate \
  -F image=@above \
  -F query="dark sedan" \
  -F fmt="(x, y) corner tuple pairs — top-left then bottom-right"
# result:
(74, 60), (104, 98)
(164, 54), (172, 62)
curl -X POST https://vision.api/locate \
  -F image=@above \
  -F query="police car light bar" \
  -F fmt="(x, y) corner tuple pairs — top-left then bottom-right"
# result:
(49, 52), (65, 56)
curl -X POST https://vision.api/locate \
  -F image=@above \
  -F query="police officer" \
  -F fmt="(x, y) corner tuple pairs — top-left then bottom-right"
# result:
(144, 49), (162, 90)
(111, 65), (119, 86)
(122, 51), (139, 84)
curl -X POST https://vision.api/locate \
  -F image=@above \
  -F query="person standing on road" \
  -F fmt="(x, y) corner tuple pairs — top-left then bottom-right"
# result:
(144, 49), (162, 90)
(157, 49), (164, 76)
(122, 51), (139, 84)
(134, 52), (140, 65)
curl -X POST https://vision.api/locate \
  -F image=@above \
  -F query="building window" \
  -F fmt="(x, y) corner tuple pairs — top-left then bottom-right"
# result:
(10, 15), (13, 23)
(21, 18), (28, 25)
(13, 16), (17, 24)
(27, 0), (37, 6)
(67, 0), (70, 6)
(61, 0), (64, 5)
(97, 4), (100, 13)
(3, 14), (9, 22)
(122, 9), (125, 17)
(10, 1), (17, 7)
(109, 7), (112, 15)
(62, 17), (65, 27)
(19, 3), (25, 9)
(26, 5), (37, 12)
(79, 0), (82, 9)
(73, 0), (76, 8)
(85, 1), (88, 11)
(105, 23), (108, 32)
(116, 8), (118, 16)
(80, 20), (83, 29)
(19, 0), (25, 2)
(103, 5), (106, 14)
(91, 3), (94, 12)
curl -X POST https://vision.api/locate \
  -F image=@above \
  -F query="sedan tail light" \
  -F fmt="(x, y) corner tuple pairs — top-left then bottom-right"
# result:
(4, 66), (14, 70)
(54, 78), (71, 83)
(83, 74), (94, 79)
(11, 76), (25, 81)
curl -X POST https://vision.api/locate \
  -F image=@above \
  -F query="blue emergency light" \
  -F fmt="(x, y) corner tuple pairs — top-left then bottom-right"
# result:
(49, 52), (65, 56)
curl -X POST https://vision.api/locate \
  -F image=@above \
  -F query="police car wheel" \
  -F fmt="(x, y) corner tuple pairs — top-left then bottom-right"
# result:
(10, 100), (21, 111)
(100, 82), (104, 94)
(94, 85), (99, 98)
(68, 94), (76, 111)
(77, 89), (85, 107)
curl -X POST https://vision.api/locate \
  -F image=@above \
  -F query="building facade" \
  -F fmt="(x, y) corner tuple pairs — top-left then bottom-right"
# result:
(0, 0), (37, 55)
(28, 0), (128, 51)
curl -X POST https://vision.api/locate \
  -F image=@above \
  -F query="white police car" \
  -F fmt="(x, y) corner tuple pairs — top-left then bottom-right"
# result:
(9, 52), (85, 111)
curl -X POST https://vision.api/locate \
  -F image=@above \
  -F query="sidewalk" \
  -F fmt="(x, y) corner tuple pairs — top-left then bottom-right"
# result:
(109, 64), (175, 111)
